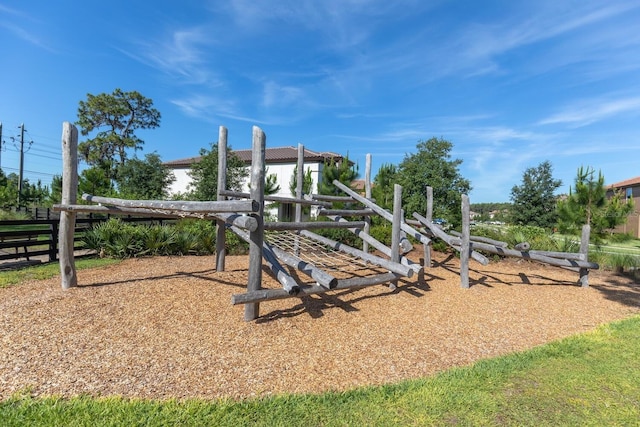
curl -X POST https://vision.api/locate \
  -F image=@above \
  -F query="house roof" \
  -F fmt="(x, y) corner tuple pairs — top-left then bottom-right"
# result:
(164, 146), (345, 168)
(608, 176), (640, 189)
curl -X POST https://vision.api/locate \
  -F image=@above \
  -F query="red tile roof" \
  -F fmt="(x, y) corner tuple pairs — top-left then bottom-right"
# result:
(608, 176), (640, 189)
(164, 146), (345, 168)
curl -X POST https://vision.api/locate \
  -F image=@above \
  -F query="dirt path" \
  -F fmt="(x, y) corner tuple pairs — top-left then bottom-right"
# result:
(1, 251), (638, 401)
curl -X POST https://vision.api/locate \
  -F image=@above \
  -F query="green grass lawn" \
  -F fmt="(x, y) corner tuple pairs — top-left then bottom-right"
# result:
(1, 315), (639, 426)
(0, 258), (120, 288)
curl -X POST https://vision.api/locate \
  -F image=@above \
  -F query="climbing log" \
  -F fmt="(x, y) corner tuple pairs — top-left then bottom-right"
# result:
(82, 194), (258, 213)
(300, 230), (414, 278)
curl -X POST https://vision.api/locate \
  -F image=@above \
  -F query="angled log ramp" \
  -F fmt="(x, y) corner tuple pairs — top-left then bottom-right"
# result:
(230, 226), (337, 290)
(412, 212), (489, 265)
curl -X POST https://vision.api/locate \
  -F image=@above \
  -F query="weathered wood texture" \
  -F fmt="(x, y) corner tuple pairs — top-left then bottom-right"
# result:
(300, 230), (414, 278)
(231, 272), (399, 305)
(82, 194), (258, 213)
(424, 186), (433, 268)
(460, 194), (470, 288)
(263, 221), (366, 231)
(231, 226), (300, 294)
(216, 126), (228, 271)
(59, 122), (78, 290)
(245, 126), (266, 321)
(52, 204), (257, 231)
(390, 184), (402, 289)
(332, 180), (432, 247)
(412, 212), (489, 265)
(363, 153), (372, 253)
(579, 224), (591, 287)
(220, 190), (332, 207)
(325, 215), (422, 273)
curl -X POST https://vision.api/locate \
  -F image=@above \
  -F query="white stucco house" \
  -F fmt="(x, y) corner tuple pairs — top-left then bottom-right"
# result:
(164, 146), (348, 219)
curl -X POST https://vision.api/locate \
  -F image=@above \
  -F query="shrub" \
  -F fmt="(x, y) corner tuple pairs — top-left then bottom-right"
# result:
(608, 232), (635, 244)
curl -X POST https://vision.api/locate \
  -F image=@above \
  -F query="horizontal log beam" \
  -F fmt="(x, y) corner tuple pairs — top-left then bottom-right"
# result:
(220, 189), (332, 207)
(82, 194), (258, 213)
(264, 221), (366, 231)
(232, 272), (399, 305)
(53, 204), (258, 231)
(469, 241), (599, 269)
(529, 250), (586, 261)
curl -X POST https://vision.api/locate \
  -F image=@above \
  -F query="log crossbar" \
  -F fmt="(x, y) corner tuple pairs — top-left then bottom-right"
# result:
(82, 194), (259, 213)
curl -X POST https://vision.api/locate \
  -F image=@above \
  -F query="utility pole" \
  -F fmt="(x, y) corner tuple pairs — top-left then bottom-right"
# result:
(18, 123), (25, 206)
(0, 121), (3, 169)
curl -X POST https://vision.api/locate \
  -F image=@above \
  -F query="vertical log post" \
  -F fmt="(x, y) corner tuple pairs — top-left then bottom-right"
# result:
(216, 126), (228, 271)
(59, 122), (78, 290)
(294, 143), (304, 256)
(390, 184), (402, 290)
(245, 126), (266, 321)
(460, 194), (470, 288)
(423, 186), (434, 268)
(579, 224), (590, 287)
(363, 153), (372, 253)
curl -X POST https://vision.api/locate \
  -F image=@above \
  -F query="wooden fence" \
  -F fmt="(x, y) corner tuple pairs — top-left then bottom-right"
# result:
(0, 215), (171, 265)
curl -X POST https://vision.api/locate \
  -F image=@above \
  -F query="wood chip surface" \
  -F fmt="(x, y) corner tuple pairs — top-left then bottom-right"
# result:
(1, 250), (639, 401)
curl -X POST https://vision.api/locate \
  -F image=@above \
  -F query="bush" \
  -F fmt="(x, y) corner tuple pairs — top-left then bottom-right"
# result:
(82, 218), (251, 258)
(369, 225), (392, 247)
(608, 232), (635, 244)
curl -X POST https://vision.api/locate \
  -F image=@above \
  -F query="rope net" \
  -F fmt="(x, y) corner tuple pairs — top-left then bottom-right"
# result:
(264, 230), (380, 276)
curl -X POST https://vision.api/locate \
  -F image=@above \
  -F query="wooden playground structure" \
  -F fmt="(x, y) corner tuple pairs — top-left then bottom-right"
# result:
(54, 122), (599, 321)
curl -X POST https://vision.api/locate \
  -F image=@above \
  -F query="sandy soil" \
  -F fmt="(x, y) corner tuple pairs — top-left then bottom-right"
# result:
(1, 250), (638, 401)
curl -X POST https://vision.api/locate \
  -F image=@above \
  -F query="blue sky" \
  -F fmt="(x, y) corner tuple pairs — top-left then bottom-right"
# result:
(1, 0), (639, 202)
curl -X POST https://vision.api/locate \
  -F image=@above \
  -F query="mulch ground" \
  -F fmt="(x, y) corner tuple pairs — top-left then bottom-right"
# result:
(1, 250), (639, 401)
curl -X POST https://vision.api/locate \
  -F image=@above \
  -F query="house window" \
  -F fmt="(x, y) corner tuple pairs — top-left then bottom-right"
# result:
(626, 188), (633, 200)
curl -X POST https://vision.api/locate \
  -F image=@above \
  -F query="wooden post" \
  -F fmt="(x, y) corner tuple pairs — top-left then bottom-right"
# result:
(216, 126), (228, 271)
(579, 224), (590, 287)
(460, 194), (470, 288)
(245, 126), (266, 321)
(390, 184), (402, 290)
(59, 122), (78, 290)
(424, 186), (433, 268)
(363, 153), (372, 253)
(294, 143), (304, 256)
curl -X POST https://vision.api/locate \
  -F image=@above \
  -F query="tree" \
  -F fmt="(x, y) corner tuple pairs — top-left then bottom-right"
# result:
(78, 166), (114, 199)
(76, 88), (161, 181)
(289, 165), (313, 196)
(115, 153), (175, 200)
(318, 155), (359, 196)
(557, 166), (633, 236)
(188, 143), (248, 201)
(0, 170), (18, 207)
(49, 175), (63, 205)
(509, 160), (562, 228)
(372, 163), (397, 210)
(264, 168), (280, 196)
(396, 137), (470, 226)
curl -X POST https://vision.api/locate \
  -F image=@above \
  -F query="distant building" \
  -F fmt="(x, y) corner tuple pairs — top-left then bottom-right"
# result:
(164, 146), (348, 219)
(607, 176), (640, 238)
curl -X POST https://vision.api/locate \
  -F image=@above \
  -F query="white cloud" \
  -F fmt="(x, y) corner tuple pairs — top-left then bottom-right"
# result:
(538, 97), (640, 127)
